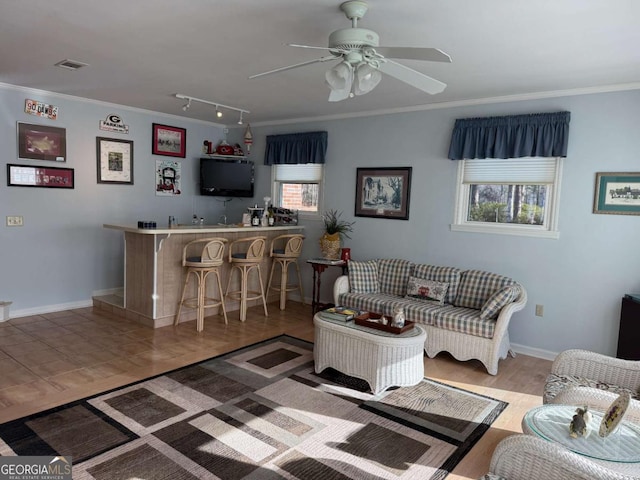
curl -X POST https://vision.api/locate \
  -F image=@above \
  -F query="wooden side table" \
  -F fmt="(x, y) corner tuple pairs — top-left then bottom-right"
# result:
(306, 258), (348, 315)
(618, 294), (640, 360)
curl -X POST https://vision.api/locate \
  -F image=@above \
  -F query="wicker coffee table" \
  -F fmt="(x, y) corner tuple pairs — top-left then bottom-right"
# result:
(313, 313), (426, 395)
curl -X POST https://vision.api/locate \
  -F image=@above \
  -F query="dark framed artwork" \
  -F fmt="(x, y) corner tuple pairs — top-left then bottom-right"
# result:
(593, 172), (640, 215)
(7, 164), (74, 189)
(97, 137), (134, 184)
(17, 122), (67, 162)
(152, 123), (186, 157)
(355, 167), (412, 220)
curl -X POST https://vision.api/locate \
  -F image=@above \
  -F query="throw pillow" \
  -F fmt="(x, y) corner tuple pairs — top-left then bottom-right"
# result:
(349, 260), (379, 294)
(480, 285), (516, 320)
(405, 276), (449, 305)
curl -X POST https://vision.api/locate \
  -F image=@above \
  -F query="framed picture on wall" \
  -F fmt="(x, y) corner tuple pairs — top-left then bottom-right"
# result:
(17, 122), (67, 162)
(97, 137), (134, 184)
(152, 123), (186, 157)
(593, 172), (640, 215)
(7, 164), (74, 188)
(355, 167), (412, 220)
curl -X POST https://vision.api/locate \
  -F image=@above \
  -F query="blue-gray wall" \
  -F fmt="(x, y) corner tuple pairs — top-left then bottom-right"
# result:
(2, 83), (639, 359)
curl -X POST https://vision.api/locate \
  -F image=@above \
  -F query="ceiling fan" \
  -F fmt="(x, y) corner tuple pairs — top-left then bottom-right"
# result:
(249, 0), (451, 102)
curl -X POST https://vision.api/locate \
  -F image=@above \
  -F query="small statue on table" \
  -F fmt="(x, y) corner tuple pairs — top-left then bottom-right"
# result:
(569, 406), (592, 438)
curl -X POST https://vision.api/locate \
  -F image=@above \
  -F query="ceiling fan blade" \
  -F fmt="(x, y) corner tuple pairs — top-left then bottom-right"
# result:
(375, 47), (452, 63)
(249, 56), (336, 79)
(378, 60), (446, 94)
(288, 44), (348, 55)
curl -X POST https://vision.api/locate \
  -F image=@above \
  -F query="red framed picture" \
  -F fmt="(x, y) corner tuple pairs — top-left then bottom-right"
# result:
(152, 123), (186, 158)
(7, 164), (74, 189)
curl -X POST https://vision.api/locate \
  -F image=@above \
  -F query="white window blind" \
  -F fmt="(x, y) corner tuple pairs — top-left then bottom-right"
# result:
(274, 164), (323, 182)
(462, 158), (558, 185)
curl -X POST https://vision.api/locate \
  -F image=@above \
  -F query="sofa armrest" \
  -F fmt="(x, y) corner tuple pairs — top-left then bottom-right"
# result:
(492, 283), (528, 342)
(551, 349), (640, 390)
(333, 275), (350, 305)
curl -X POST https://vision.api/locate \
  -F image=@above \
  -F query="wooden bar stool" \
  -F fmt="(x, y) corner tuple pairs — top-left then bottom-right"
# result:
(266, 234), (305, 310)
(175, 237), (228, 331)
(225, 236), (269, 322)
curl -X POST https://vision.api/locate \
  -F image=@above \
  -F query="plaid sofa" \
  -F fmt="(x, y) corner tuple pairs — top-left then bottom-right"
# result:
(333, 259), (527, 375)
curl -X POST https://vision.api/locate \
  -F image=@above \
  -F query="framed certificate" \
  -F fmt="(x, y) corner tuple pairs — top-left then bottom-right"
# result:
(96, 137), (134, 184)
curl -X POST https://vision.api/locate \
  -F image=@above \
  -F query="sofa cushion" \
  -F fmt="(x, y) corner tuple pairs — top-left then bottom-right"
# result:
(377, 259), (413, 296)
(388, 297), (446, 326)
(348, 260), (379, 294)
(406, 276), (449, 306)
(543, 373), (640, 404)
(433, 306), (496, 338)
(480, 285), (518, 320)
(413, 265), (461, 305)
(338, 292), (401, 318)
(338, 292), (443, 326)
(455, 270), (517, 310)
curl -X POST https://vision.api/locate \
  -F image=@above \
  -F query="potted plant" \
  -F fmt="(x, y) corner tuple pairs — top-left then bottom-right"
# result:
(320, 209), (355, 259)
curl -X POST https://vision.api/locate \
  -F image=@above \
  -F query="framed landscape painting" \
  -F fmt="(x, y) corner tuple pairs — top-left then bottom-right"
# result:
(593, 172), (640, 215)
(152, 123), (186, 158)
(355, 167), (412, 220)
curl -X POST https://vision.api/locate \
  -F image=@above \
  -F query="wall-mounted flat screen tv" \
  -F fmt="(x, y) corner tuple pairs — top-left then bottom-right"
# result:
(200, 157), (254, 197)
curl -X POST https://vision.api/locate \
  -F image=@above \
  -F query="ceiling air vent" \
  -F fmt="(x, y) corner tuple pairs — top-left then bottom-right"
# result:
(54, 59), (89, 71)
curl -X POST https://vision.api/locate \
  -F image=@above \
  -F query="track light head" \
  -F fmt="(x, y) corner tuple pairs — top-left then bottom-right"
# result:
(216, 107), (223, 118)
(238, 112), (244, 125)
(182, 99), (191, 111)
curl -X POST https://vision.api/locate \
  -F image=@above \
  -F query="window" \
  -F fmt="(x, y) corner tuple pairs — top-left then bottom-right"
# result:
(452, 157), (563, 239)
(272, 163), (323, 214)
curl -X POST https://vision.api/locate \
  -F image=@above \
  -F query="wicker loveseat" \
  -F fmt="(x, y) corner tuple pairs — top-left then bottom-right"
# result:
(333, 259), (527, 375)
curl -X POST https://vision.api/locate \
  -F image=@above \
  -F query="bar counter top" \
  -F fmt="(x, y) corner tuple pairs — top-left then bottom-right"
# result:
(104, 223), (303, 235)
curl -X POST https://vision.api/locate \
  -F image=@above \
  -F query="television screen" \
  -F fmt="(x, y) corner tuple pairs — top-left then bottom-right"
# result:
(200, 157), (254, 197)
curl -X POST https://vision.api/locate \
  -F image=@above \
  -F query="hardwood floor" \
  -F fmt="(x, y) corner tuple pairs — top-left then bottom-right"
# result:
(0, 301), (551, 479)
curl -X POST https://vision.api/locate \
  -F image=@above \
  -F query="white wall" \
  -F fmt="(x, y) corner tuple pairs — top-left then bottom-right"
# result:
(2, 83), (639, 359)
(0, 84), (255, 314)
(247, 89), (640, 358)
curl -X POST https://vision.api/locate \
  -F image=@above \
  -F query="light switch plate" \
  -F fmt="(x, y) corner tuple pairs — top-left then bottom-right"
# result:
(6, 216), (24, 226)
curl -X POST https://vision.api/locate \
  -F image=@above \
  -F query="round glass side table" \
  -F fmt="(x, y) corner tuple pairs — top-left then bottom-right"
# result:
(522, 404), (640, 464)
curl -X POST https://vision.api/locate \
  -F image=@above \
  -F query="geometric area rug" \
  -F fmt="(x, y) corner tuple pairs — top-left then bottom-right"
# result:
(0, 335), (507, 480)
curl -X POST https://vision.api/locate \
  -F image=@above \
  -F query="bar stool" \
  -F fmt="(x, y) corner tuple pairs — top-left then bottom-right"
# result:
(175, 237), (228, 331)
(225, 236), (269, 322)
(266, 234), (305, 310)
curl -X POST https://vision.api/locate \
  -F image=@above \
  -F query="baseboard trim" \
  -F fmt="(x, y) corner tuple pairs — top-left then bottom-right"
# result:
(11, 300), (94, 319)
(510, 342), (558, 361)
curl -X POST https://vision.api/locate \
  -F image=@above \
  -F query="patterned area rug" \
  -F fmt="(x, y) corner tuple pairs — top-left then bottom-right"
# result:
(0, 335), (507, 480)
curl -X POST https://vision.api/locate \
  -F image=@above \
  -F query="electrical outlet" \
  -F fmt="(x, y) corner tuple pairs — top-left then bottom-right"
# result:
(6, 216), (24, 227)
(535, 304), (544, 317)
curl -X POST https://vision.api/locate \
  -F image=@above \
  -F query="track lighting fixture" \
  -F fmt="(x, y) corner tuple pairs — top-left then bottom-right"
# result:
(175, 94), (249, 123)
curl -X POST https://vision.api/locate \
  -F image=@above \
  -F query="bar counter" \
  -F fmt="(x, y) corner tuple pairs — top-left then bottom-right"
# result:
(103, 223), (304, 327)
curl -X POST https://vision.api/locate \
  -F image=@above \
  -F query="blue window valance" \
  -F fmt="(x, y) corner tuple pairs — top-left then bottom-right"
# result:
(264, 131), (328, 165)
(448, 111), (570, 160)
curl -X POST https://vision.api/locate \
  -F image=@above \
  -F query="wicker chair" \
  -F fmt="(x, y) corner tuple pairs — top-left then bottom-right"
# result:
(480, 434), (637, 480)
(543, 349), (640, 424)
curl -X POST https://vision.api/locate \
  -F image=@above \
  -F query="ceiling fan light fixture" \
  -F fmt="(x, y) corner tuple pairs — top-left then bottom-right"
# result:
(354, 62), (382, 96)
(325, 61), (354, 102)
